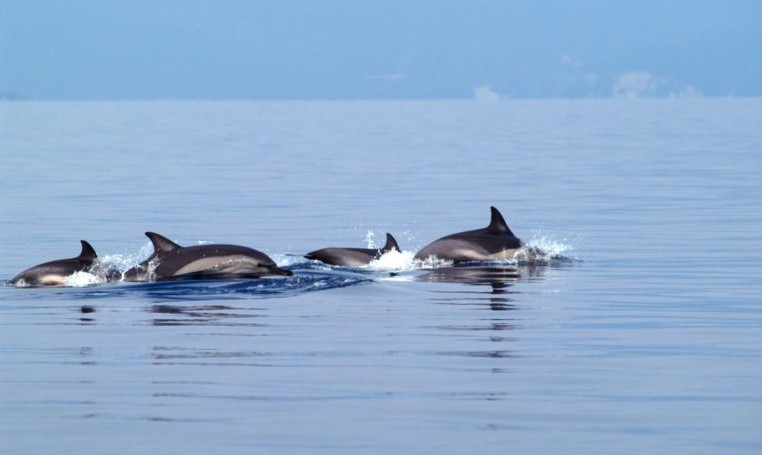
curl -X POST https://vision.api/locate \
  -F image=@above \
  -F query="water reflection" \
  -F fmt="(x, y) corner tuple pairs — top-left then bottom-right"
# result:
(416, 265), (546, 311)
(150, 346), (269, 366)
(79, 305), (96, 324)
(79, 346), (96, 366)
(437, 350), (516, 359)
(416, 265), (549, 359)
(416, 265), (546, 288)
(148, 304), (265, 327)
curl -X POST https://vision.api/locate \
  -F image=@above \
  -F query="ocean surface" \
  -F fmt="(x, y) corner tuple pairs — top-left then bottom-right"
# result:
(1, 99), (760, 454)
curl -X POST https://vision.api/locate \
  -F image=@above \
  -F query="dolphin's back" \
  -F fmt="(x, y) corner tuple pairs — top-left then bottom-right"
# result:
(305, 232), (401, 267)
(305, 247), (378, 267)
(414, 207), (523, 262)
(156, 244), (274, 276)
(11, 240), (98, 286)
(124, 233), (292, 281)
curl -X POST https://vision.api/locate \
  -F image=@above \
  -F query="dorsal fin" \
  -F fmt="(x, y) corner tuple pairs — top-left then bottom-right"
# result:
(145, 232), (182, 253)
(487, 206), (515, 236)
(381, 233), (400, 253)
(78, 240), (97, 260)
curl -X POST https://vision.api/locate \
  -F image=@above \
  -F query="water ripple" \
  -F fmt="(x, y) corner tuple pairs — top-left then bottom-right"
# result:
(32, 265), (373, 302)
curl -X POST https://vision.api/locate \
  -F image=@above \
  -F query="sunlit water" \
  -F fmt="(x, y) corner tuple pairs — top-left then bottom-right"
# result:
(1, 99), (761, 454)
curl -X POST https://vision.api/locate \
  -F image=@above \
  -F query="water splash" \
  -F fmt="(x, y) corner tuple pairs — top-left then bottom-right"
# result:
(522, 231), (576, 263)
(365, 249), (417, 272)
(63, 271), (106, 287)
(364, 230), (378, 249)
(413, 254), (454, 270)
(100, 240), (154, 272)
(270, 253), (307, 268)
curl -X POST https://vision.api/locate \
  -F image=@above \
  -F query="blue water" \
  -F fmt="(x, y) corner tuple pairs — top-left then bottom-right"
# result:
(1, 99), (761, 454)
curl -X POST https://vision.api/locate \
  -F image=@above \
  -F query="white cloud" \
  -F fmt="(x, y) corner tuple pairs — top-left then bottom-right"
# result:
(560, 54), (582, 68)
(473, 85), (501, 102)
(612, 71), (666, 98)
(612, 71), (703, 99)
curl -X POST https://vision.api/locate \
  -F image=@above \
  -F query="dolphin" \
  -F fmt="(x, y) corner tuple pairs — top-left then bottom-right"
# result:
(304, 233), (400, 266)
(11, 240), (99, 287)
(414, 206), (523, 263)
(122, 232), (293, 282)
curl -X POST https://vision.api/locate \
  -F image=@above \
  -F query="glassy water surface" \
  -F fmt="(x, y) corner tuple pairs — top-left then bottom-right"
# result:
(1, 99), (760, 454)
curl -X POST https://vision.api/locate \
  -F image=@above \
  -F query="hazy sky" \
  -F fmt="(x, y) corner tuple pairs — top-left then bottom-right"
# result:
(1, 0), (760, 100)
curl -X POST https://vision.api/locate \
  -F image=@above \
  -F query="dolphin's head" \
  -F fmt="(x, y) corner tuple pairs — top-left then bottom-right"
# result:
(265, 265), (294, 276)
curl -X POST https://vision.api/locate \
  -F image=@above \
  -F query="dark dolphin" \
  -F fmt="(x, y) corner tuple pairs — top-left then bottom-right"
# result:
(11, 240), (99, 287)
(304, 233), (400, 266)
(123, 232), (293, 282)
(414, 206), (523, 263)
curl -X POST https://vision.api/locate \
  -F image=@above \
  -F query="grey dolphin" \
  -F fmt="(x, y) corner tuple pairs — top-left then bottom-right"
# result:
(11, 240), (99, 287)
(122, 232), (293, 282)
(414, 207), (523, 263)
(304, 233), (400, 266)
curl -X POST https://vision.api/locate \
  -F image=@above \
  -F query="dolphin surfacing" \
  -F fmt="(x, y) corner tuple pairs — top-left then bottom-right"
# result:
(414, 207), (523, 263)
(123, 232), (293, 282)
(305, 233), (400, 266)
(12, 240), (99, 287)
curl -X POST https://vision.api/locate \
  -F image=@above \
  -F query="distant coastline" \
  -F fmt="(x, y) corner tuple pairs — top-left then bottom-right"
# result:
(0, 91), (28, 101)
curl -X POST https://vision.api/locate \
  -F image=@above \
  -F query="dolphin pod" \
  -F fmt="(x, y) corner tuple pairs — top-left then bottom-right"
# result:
(10, 207), (532, 287)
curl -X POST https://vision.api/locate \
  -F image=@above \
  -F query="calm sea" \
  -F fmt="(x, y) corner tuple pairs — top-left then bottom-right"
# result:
(1, 99), (761, 454)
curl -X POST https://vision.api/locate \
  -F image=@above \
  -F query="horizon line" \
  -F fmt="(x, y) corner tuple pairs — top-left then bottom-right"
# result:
(2, 94), (759, 103)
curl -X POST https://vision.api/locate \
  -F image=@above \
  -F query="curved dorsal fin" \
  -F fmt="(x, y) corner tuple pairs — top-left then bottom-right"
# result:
(145, 232), (182, 253)
(381, 233), (400, 253)
(78, 240), (97, 260)
(487, 206), (515, 236)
